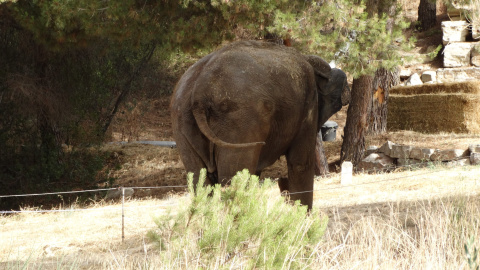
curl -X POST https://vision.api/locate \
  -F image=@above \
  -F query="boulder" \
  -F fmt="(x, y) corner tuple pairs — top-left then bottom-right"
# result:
(436, 67), (480, 82)
(473, 24), (480, 40)
(357, 153), (395, 173)
(105, 188), (134, 200)
(446, 158), (471, 167)
(471, 152), (480, 165)
(365, 146), (379, 156)
(390, 144), (414, 159)
(405, 73), (423, 86)
(397, 158), (426, 168)
(421, 71), (437, 83)
(444, 42), (472, 68)
(430, 149), (469, 161)
(409, 147), (436, 160)
(470, 144), (480, 165)
(378, 141), (395, 156)
(400, 69), (413, 80)
(469, 144), (480, 153)
(442, 21), (469, 45)
(472, 44), (480, 67)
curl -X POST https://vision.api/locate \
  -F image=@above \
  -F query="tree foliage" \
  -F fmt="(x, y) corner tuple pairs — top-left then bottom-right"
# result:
(0, 0), (411, 203)
(271, 0), (410, 78)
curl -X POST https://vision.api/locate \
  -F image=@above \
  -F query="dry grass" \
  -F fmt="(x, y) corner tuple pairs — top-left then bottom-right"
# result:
(0, 197), (182, 269)
(1, 165), (480, 269)
(390, 81), (480, 95)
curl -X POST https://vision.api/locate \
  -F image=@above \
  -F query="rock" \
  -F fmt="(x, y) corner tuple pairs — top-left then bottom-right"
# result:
(446, 158), (471, 167)
(430, 149), (469, 161)
(378, 141), (395, 156)
(421, 71), (437, 83)
(390, 144), (414, 159)
(442, 21), (469, 45)
(472, 43), (480, 67)
(471, 152), (480, 165)
(365, 146), (379, 156)
(397, 158), (426, 168)
(409, 147), (436, 160)
(469, 144), (480, 153)
(473, 24), (480, 40)
(470, 144), (480, 165)
(444, 42), (472, 67)
(436, 67), (480, 82)
(357, 153), (395, 173)
(400, 69), (413, 79)
(105, 188), (134, 200)
(405, 73), (423, 86)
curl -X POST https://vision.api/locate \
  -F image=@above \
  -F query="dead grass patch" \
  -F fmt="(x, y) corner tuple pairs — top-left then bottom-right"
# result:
(1, 165), (480, 269)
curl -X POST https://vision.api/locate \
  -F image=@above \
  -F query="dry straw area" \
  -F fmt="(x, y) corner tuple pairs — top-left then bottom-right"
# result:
(1, 165), (480, 269)
(388, 81), (480, 134)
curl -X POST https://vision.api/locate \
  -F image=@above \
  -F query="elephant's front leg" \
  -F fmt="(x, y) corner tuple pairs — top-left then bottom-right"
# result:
(284, 131), (316, 210)
(285, 161), (315, 210)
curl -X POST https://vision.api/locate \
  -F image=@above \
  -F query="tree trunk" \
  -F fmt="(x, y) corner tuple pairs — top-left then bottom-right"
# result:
(368, 67), (400, 134)
(366, 0), (400, 135)
(340, 75), (373, 167)
(418, 0), (436, 31)
(101, 42), (156, 135)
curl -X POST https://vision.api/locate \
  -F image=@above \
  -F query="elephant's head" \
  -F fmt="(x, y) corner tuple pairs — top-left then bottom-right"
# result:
(305, 55), (351, 128)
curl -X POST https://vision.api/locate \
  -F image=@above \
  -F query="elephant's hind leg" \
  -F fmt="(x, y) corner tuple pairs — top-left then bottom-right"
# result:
(175, 130), (216, 186)
(277, 177), (289, 193)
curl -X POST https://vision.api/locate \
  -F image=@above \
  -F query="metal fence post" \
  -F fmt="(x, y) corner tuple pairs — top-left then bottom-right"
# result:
(122, 187), (125, 243)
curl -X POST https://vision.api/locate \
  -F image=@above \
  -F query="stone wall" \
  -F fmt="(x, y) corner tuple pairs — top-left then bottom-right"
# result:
(357, 142), (480, 172)
(402, 19), (480, 85)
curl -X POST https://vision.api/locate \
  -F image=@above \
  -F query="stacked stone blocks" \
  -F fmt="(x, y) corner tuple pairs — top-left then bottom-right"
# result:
(358, 141), (480, 172)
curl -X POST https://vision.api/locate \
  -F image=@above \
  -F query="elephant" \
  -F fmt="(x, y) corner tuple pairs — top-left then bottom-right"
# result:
(170, 40), (350, 210)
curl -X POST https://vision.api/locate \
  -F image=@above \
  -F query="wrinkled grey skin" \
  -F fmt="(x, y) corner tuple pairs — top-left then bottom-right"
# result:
(171, 41), (350, 210)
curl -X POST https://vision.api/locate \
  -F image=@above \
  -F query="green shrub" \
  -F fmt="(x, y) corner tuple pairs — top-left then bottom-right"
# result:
(149, 169), (328, 269)
(465, 236), (479, 270)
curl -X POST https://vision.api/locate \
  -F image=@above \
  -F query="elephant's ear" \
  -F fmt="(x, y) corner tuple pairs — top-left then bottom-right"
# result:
(304, 55), (331, 92)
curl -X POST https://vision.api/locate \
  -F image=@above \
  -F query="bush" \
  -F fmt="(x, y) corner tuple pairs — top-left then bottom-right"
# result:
(148, 169), (328, 269)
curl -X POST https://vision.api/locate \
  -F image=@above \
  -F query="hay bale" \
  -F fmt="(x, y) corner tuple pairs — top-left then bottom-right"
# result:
(390, 81), (480, 95)
(388, 81), (480, 133)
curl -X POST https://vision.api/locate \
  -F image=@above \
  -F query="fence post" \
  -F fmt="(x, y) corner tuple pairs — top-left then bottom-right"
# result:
(122, 187), (125, 243)
(341, 161), (353, 185)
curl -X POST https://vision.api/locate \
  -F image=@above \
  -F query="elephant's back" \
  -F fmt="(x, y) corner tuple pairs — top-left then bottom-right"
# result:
(208, 40), (308, 78)
(199, 41), (314, 99)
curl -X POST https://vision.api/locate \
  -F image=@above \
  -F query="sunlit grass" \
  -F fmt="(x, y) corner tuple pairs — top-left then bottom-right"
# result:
(1, 165), (480, 269)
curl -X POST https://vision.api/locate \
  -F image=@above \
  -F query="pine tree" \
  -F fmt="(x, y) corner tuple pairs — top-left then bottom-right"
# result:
(272, 1), (408, 167)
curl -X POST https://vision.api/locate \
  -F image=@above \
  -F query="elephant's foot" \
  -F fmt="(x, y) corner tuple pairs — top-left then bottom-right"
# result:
(207, 171), (219, 185)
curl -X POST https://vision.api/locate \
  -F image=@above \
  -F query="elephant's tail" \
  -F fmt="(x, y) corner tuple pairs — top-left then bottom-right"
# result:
(192, 107), (265, 148)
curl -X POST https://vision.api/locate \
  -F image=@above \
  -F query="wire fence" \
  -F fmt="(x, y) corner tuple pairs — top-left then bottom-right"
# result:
(1, 154), (477, 208)
(1, 157), (478, 243)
